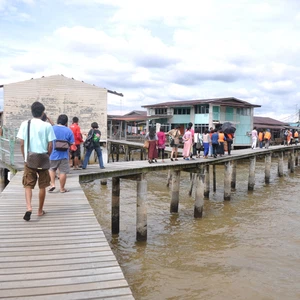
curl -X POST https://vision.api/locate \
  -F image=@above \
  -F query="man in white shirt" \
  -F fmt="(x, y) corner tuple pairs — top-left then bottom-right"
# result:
(17, 102), (56, 221)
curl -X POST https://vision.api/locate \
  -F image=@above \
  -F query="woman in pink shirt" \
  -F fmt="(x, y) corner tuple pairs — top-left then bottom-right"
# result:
(157, 127), (166, 162)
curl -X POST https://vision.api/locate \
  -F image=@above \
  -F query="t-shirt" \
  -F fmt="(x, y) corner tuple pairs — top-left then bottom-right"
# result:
(17, 118), (56, 162)
(50, 125), (75, 160)
(70, 123), (83, 145)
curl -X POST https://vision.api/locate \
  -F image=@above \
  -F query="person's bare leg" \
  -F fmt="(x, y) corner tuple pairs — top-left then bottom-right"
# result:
(59, 173), (67, 192)
(49, 170), (56, 189)
(25, 188), (33, 211)
(37, 188), (46, 216)
(74, 156), (79, 168)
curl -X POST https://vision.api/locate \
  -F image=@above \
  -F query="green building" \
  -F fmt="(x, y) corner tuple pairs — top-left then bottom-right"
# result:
(142, 97), (261, 147)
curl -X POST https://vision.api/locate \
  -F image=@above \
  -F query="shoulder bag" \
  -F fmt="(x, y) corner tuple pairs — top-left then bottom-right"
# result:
(83, 130), (94, 149)
(26, 120), (50, 170)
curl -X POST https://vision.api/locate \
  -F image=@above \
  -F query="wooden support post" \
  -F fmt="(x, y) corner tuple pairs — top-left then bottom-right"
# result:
(0, 168), (5, 192)
(170, 170), (180, 213)
(189, 173), (195, 196)
(125, 146), (129, 161)
(140, 148), (143, 161)
(278, 151), (284, 177)
(167, 170), (172, 187)
(204, 165), (210, 198)
(213, 165), (216, 193)
(136, 174), (147, 241)
(265, 153), (271, 184)
(295, 150), (299, 166)
(290, 150), (295, 173)
(111, 177), (120, 235)
(224, 161), (232, 201)
(231, 160), (237, 189)
(116, 145), (120, 162)
(288, 151), (291, 169)
(194, 167), (204, 218)
(107, 141), (111, 163)
(248, 156), (256, 191)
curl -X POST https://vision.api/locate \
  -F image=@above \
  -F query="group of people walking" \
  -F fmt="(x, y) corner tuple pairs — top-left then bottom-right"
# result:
(17, 101), (104, 221)
(145, 123), (235, 163)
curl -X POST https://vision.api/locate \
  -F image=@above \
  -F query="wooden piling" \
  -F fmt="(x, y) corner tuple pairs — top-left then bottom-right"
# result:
(111, 177), (120, 235)
(213, 165), (216, 193)
(136, 174), (147, 241)
(170, 170), (180, 213)
(224, 161), (232, 200)
(189, 173), (195, 196)
(194, 169), (204, 218)
(290, 150), (295, 173)
(204, 165), (210, 198)
(295, 150), (299, 166)
(265, 154), (271, 184)
(231, 160), (237, 189)
(278, 151), (284, 177)
(248, 156), (256, 191)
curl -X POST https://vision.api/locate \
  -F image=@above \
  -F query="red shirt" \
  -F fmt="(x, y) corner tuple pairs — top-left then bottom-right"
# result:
(70, 123), (83, 145)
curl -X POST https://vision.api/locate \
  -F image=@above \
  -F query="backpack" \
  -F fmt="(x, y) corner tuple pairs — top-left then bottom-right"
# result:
(83, 130), (94, 149)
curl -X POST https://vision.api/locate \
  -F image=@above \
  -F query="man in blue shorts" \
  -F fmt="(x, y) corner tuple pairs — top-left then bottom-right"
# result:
(48, 114), (75, 193)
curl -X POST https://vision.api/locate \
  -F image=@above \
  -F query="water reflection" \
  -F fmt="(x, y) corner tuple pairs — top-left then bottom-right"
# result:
(82, 158), (300, 300)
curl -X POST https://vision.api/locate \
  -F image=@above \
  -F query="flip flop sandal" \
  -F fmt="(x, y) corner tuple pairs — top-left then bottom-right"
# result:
(48, 186), (55, 192)
(60, 189), (70, 193)
(23, 211), (32, 221)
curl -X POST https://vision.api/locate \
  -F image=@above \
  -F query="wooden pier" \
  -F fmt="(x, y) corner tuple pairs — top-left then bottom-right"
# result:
(0, 173), (134, 299)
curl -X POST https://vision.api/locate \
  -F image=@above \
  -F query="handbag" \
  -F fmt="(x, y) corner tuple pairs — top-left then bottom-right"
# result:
(26, 120), (50, 170)
(143, 140), (149, 149)
(55, 139), (70, 151)
(170, 138), (175, 147)
(70, 144), (77, 151)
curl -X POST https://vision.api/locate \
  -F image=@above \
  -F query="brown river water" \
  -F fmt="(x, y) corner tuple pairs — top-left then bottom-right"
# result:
(82, 157), (300, 300)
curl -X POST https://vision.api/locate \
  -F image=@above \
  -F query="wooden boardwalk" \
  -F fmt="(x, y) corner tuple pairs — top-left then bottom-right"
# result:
(0, 173), (134, 299)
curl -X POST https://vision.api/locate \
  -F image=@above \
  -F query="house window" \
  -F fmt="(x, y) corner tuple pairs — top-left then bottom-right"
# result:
(155, 108), (167, 115)
(237, 108), (250, 116)
(174, 107), (191, 115)
(195, 104), (209, 114)
(195, 124), (209, 133)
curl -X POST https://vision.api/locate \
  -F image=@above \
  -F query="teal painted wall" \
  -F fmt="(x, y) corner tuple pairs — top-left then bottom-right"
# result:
(235, 115), (251, 145)
(172, 115), (191, 124)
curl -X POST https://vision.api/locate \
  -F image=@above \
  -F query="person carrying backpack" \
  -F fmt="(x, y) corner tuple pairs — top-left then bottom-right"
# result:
(82, 122), (105, 170)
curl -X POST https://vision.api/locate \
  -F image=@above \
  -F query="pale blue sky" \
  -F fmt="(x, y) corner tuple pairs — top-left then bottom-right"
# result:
(1, 0), (300, 121)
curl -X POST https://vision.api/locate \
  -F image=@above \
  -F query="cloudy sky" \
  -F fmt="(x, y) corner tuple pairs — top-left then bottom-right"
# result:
(1, 0), (300, 122)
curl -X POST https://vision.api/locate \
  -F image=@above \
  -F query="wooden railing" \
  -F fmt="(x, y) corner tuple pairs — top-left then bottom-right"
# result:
(0, 127), (18, 166)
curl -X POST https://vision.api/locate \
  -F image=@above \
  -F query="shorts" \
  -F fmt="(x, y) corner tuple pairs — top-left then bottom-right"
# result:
(49, 159), (70, 174)
(70, 145), (81, 158)
(22, 164), (51, 189)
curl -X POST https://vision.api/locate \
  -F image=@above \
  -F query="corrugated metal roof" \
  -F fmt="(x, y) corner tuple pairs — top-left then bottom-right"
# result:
(142, 97), (261, 108)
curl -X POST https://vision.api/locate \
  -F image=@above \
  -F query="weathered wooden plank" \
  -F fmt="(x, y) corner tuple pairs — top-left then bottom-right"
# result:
(6, 287), (133, 300)
(0, 278), (129, 298)
(0, 261), (119, 275)
(0, 266), (123, 281)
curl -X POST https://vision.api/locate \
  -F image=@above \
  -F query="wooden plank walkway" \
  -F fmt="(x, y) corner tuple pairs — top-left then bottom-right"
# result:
(0, 173), (134, 300)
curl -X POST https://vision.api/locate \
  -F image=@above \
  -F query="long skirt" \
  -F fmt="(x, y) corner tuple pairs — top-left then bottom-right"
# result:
(148, 140), (158, 160)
